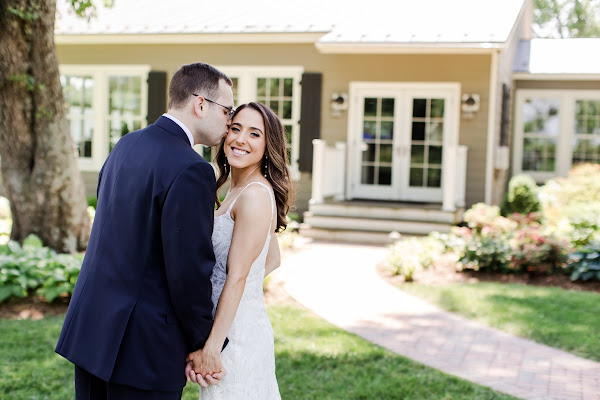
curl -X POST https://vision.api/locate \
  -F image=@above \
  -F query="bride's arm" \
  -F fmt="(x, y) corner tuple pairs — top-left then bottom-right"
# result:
(264, 235), (281, 277)
(197, 186), (272, 359)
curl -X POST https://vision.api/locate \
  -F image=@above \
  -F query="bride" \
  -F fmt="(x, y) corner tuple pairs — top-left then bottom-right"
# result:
(186, 102), (294, 399)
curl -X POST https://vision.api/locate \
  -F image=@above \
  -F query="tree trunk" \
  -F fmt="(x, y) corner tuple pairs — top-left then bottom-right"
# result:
(0, 0), (90, 253)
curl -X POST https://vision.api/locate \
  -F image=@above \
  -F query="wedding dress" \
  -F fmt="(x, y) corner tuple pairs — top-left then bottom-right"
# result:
(199, 182), (281, 400)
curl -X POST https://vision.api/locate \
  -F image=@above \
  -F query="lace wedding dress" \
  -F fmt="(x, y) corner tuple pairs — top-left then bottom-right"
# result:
(199, 182), (281, 400)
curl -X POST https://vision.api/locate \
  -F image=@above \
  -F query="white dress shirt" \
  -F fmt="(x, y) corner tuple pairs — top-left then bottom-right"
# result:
(162, 113), (194, 147)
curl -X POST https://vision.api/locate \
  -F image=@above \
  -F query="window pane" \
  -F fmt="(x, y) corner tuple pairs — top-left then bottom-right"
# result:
(284, 124), (293, 163)
(61, 75), (95, 159)
(523, 98), (559, 136)
(411, 145), (425, 164)
(381, 121), (394, 140)
(282, 101), (292, 119)
(363, 121), (376, 139)
(362, 144), (376, 162)
(381, 98), (395, 117)
(429, 122), (443, 142)
(427, 168), (442, 187)
(412, 122), (425, 141)
(522, 137), (556, 172)
(283, 78), (293, 97)
(361, 165), (375, 184)
(430, 99), (445, 118)
(107, 76), (143, 152)
(269, 78), (280, 96)
(364, 98), (377, 117)
(379, 144), (393, 163)
(256, 78), (266, 97)
(521, 98), (559, 173)
(428, 146), (442, 164)
(413, 99), (426, 118)
(379, 167), (392, 185)
(410, 168), (423, 186)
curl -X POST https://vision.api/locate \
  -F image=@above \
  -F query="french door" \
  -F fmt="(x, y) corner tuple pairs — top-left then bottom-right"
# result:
(347, 83), (459, 202)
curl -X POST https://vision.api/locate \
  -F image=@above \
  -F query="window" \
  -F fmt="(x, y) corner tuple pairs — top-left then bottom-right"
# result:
(211, 66), (303, 179)
(514, 90), (600, 182)
(60, 65), (150, 171)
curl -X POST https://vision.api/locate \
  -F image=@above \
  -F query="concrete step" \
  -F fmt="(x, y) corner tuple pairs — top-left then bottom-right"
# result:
(298, 226), (400, 245)
(308, 202), (462, 224)
(303, 214), (452, 235)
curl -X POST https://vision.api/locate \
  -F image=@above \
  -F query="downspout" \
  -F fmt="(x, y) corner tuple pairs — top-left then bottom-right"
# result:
(485, 50), (499, 204)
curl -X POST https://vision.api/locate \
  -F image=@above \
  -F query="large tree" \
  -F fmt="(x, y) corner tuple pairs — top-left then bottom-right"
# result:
(534, 0), (600, 37)
(0, 0), (101, 253)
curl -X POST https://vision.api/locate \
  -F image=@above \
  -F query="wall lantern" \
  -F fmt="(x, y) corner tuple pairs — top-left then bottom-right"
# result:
(461, 93), (480, 119)
(331, 92), (348, 117)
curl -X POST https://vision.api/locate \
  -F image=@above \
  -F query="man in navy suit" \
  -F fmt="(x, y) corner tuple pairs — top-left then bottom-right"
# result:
(56, 62), (235, 399)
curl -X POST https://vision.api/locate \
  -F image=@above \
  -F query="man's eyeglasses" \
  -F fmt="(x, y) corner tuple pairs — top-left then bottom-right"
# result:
(192, 94), (235, 118)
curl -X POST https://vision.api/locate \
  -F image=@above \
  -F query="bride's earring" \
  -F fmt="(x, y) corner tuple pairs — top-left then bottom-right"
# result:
(263, 155), (268, 177)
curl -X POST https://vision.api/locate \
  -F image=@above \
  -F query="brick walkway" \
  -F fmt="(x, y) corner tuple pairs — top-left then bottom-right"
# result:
(272, 240), (600, 400)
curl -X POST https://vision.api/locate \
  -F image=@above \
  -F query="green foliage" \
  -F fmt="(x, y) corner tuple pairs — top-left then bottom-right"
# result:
(500, 174), (541, 217)
(87, 196), (98, 209)
(534, 0), (600, 38)
(454, 204), (571, 275)
(7, 5), (41, 21)
(0, 235), (83, 303)
(568, 242), (600, 281)
(69, 0), (115, 20)
(385, 235), (444, 281)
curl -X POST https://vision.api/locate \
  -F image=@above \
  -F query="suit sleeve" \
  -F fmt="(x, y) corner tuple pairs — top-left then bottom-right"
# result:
(161, 161), (216, 351)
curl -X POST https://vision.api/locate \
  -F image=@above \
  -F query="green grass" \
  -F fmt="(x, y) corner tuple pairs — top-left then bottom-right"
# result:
(399, 282), (600, 362)
(0, 305), (517, 400)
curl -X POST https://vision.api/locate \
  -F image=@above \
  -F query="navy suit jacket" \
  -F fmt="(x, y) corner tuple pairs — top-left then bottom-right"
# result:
(56, 116), (217, 391)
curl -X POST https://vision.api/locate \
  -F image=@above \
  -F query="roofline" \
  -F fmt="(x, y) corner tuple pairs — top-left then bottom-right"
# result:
(513, 72), (600, 80)
(314, 41), (505, 54)
(54, 32), (326, 45)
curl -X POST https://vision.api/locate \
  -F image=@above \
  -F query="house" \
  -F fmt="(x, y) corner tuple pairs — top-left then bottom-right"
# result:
(52, 0), (600, 243)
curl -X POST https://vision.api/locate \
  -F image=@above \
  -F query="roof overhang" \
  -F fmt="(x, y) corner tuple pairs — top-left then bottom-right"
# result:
(54, 32), (326, 45)
(513, 73), (600, 81)
(314, 41), (504, 54)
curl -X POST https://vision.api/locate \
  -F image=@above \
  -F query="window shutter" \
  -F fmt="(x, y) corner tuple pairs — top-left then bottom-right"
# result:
(147, 71), (167, 125)
(298, 72), (322, 172)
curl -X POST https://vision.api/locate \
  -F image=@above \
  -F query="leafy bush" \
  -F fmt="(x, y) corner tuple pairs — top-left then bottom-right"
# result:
(87, 196), (97, 209)
(454, 204), (571, 275)
(0, 234), (83, 303)
(385, 235), (445, 281)
(568, 242), (600, 281)
(500, 174), (541, 216)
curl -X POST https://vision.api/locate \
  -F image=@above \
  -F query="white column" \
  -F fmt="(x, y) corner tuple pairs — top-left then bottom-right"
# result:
(442, 145), (457, 212)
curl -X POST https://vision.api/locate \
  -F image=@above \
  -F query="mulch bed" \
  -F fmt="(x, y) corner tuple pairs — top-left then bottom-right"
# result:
(377, 254), (600, 293)
(0, 296), (69, 320)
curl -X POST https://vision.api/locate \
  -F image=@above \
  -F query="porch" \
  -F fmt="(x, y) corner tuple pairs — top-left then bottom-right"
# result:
(300, 139), (468, 244)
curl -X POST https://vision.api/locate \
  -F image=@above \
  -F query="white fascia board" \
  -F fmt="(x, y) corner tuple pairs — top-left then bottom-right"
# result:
(315, 42), (505, 55)
(55, 32), (327, 45)
(513, 73), (600, 81)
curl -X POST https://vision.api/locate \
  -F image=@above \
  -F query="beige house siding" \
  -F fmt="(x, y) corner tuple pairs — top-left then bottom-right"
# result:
(57, 44), (493, 209)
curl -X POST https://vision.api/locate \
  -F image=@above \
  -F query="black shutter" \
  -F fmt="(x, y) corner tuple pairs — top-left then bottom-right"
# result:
(298, 72), (322, 172)
(500, 83), (510, 146)
(147, 71), (167, 125)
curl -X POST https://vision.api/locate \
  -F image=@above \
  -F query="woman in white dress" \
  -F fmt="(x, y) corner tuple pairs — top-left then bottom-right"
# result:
(186, 102), (294, 399)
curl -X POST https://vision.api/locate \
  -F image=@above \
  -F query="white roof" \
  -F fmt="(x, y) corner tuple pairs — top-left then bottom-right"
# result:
(55, 0), (526, 48)
(514, 38), (600, 75)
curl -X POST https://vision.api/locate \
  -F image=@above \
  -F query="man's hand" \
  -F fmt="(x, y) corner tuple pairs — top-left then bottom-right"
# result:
(186, 348), (225, 387)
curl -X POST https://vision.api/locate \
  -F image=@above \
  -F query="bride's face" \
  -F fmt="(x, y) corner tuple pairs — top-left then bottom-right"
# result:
(224, 108), (266, 171)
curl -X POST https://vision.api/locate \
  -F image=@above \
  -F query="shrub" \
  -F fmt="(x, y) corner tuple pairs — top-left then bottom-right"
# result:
(87, 196), (98, 209)
(385, 237), (424, 281)
(0, 234), (83, 303)
(500, 174), (541, 216)
(568, 242), (600, 281)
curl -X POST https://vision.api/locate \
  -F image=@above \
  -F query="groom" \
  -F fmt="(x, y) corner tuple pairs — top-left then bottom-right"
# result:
(56, 63), (234, 399)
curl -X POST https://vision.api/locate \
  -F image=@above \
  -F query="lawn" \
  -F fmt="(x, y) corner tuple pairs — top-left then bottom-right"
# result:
(399, 282), (600, 362)
(0, 304), (518, 400)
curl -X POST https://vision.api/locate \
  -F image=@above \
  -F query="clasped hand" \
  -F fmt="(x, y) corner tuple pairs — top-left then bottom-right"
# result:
(186, 347), (226, 388)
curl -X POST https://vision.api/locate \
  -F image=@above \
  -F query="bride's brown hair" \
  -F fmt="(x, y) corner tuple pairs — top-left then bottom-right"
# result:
(214, 102), (295, 233)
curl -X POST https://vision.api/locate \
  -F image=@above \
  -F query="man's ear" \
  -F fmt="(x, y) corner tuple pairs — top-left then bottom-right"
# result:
(192, 96), (204, 119)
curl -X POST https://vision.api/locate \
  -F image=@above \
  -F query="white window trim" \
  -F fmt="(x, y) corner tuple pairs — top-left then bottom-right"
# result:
(513, 89), (600, 183)
(216, 66), (304, 180)
(60, 64), (151, 171)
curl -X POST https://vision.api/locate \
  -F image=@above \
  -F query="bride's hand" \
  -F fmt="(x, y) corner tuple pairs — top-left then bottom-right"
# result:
(187, 347), (225, 386)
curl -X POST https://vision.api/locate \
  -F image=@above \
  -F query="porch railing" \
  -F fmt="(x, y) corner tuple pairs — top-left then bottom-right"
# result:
(310, 139), (346, 204)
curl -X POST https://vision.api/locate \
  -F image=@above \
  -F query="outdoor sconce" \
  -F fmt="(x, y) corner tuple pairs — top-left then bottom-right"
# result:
(331, 92), (348, 117)
(461, 93), (480, 119)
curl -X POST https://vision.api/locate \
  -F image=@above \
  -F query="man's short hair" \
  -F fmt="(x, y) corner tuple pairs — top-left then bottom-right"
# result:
(168, 63), (232, 110)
